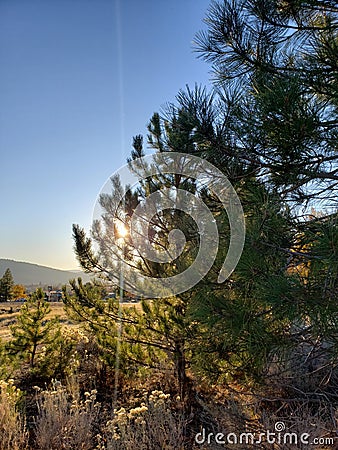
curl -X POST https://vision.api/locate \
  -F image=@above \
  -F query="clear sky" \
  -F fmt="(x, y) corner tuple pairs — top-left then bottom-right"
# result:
(0, 0), (212, 270)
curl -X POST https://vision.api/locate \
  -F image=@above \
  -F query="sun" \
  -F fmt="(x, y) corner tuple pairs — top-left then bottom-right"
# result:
(115, 220), (128, 238)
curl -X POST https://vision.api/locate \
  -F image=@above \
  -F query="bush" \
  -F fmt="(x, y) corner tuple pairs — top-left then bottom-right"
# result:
(100, 390), (185, 450)
(0, 379), (28, 450)
(34, 379), (100, 450)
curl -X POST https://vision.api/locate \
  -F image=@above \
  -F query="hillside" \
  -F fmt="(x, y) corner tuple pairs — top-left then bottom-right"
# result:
(0, 259), (91, 286)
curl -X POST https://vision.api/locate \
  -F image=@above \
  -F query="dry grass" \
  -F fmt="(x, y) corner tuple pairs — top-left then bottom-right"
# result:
(0, 299), (336, 449)
(101, 390), (185, 450)
(0, 366), (336, 450)
(0, 301), (142, 341)
(0, 301), (67, 316)
(195, 388), (337, 449)
(34, 379), (100, 450)
(0, 302), (70, 342)
(33, 380), (185, 450)
(0, 379), (28, 450)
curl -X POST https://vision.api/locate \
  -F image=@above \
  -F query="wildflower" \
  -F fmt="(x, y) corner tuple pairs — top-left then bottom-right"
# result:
(135, 416), (146, 425)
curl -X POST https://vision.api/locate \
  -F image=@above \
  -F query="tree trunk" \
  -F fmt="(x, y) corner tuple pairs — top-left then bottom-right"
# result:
(30, 343), (37, 368)
(174, 340), (192, 412)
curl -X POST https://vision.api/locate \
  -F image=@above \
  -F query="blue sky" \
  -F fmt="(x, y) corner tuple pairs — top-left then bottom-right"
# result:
(0, 0), (212, 270)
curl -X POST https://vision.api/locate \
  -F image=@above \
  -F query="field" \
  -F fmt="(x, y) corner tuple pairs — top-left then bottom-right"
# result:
(0, 302), (69, 341)
(0, 300), (141, 341)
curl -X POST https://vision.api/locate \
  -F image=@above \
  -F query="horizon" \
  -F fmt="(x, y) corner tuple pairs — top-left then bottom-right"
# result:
(1, 0), (212, 270)
(0, 257), (82, 272)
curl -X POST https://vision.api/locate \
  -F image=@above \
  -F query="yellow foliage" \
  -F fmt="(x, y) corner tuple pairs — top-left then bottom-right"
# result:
(11, 284), (27, 301)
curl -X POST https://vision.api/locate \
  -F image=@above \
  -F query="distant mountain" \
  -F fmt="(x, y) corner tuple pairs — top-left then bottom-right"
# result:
(0, 259), (91, 287)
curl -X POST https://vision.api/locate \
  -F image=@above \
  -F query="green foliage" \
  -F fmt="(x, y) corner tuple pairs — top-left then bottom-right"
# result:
(6, 288), (60, 370)
(195, 0), (338, 204)
(189, 0), (338, 384)
(187, 181), (294, 382)
(297, 213), (338, 341)
(64, 278), (197, 402)
(63, 278), (121, 366)
(67, 1), (338, 396)
(0, 268), (14, 302)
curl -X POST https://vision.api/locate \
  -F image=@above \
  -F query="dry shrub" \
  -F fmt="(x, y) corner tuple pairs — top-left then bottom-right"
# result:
(259, 401), (337, 450)
(0, 379), (28, 450)
(188, 381), (337, 450)
(34, 379), (100, 450)
(99, 389), (185, 450)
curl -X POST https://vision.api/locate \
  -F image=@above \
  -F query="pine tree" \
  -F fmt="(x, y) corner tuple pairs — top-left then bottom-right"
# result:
(7, 288), (60, 368)
(68, 0), (338, 392)
(190, 0), (338, 384)
(68, 86), (296, 393)
(64, 278), (197, 404)
(0, 268), (14, 302)
(195, 0), (338, 206)
(67, 128), (205, 406)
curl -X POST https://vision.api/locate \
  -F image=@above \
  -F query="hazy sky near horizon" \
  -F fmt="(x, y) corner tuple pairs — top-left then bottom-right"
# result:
(0, 0), (212, 270)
